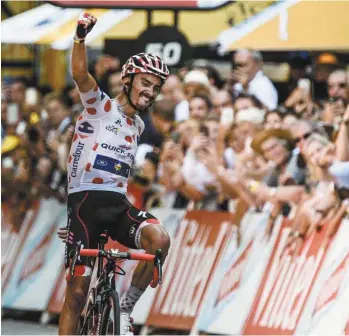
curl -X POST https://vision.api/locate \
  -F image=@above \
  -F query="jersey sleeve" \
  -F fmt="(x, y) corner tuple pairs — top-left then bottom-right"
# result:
(79, 84), (113, 119)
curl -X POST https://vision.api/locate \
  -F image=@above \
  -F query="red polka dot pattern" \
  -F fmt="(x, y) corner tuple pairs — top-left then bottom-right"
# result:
(87, 108), (97, 115)
(117, 182), (123, 188)
(92, 143), (98, 151)
(68, 155), (72, 164)
(92, 177), (104, 184)
(73, 134), (78, 142)
(78, 115), (83, 121)
(104, 100), (111, 112)
(125, 136), (132, 143)
(86, 98), (97, 104)
(126, 117), (132, 126)
(85, 163), (91, 172)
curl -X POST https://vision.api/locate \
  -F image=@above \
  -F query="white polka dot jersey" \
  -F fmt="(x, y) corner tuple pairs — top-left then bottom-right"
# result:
(67, 85), (145, 195)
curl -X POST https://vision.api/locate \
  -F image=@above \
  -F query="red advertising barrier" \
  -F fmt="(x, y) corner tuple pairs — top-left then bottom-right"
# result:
(2, 195), (348, 335)
(1, 202), (39, 293)
(244, 219), (332, 334)
(146, 211), (233, 331)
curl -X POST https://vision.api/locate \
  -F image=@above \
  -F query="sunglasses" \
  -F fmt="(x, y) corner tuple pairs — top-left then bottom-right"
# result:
(294, 132), (312, 143)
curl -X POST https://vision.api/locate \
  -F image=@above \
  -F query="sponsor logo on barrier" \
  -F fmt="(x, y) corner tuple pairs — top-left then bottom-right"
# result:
(1, 203), (39, 292)
(18, 223), (57, 286)
(244, 221), (328, 335)
(147, 211), (232, 330)
(215, 240), (253, 306)
(312, 252), (349, 317)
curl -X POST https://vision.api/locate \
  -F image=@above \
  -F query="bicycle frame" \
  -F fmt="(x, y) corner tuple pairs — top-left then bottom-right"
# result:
(70, 231), (163, 335)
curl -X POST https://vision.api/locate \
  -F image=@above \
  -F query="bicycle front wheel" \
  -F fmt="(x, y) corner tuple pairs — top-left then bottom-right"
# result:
(100, 290), (120, 335)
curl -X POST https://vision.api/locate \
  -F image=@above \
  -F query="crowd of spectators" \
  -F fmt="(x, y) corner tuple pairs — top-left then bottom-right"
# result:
(2, 49), (349, 240)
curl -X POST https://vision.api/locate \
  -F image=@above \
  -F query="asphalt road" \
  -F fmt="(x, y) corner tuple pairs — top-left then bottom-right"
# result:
(1, 320), (58, 335)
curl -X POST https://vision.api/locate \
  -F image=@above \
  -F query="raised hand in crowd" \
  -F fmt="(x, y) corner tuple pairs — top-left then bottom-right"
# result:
(322, 98), (346, 124)
(196, 140), (220, 175)
(231, 67), (250, 90)
(284, 87), (315, 119)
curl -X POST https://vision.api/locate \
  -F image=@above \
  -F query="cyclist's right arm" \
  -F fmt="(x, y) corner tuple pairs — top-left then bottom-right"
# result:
(72, 14), (112, 119)
(72, 42), (96, 93)
(71, 14), (97, 93)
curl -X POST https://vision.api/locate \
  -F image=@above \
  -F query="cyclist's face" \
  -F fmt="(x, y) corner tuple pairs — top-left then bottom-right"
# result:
(131, 74), (162, 112)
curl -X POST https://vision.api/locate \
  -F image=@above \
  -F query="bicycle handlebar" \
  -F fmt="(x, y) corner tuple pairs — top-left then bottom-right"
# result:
(80, 249), (155, 262)
(70, 245), (163, 287)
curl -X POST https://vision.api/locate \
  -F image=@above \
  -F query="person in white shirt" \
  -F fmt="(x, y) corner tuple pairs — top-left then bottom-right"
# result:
(232, 49), (278, 110)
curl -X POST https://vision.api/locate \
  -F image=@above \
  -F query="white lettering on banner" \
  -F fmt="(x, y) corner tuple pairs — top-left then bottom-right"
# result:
(153, 218), (229, 317)
(253, 230), (324, 331)
(18, 223), (57, 285)
(1, 207), (38, 292)
(313, 253), (349, 315)
(215, 241), (253, 306)
(145, 42), (182, 66)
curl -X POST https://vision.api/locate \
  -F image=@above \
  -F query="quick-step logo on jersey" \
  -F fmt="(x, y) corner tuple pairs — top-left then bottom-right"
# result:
(93, 154), (131, 178)
(71, 142), (84, 177)
(101, 143), (134, 162)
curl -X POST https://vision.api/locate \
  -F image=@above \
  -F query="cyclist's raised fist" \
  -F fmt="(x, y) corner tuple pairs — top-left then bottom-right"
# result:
(75, 13), (97, 41)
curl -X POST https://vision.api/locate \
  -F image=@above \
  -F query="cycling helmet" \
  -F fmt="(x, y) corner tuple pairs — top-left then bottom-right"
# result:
(121, 53), (169, 83)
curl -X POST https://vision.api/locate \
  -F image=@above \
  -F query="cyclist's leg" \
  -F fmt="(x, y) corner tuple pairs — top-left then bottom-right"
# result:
(131, 222), (170, 289)
(59, 192), (98, 335)
(108, 199), (170, 313)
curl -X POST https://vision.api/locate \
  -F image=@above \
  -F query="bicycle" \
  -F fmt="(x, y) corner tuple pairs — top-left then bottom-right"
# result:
(69, 231), (163, 335)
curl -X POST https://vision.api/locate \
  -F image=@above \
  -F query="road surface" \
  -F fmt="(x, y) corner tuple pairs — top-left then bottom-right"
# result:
(2, 320), (58, 335)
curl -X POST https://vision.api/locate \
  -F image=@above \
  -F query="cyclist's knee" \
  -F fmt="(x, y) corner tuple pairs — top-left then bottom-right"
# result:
(140, 224), (170, 256)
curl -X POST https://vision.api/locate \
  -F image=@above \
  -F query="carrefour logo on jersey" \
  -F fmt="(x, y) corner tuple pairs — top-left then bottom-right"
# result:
(77, 121), (94, 138)
(101, 143), (134, 161)
(71, 142), (84, 177)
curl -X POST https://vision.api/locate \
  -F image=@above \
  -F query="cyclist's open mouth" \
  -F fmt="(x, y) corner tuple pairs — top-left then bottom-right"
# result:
(140, 94), (153, 104)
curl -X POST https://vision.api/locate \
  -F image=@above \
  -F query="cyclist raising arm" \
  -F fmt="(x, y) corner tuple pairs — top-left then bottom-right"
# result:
(59, 14), (170, 336)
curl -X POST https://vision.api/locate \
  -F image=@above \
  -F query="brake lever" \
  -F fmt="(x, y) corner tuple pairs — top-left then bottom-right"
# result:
(155, 248), (163, 284)
(70, 241), (82, 277)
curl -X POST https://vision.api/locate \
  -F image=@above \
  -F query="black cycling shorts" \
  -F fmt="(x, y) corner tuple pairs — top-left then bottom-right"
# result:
(65, 190), (159, 270)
